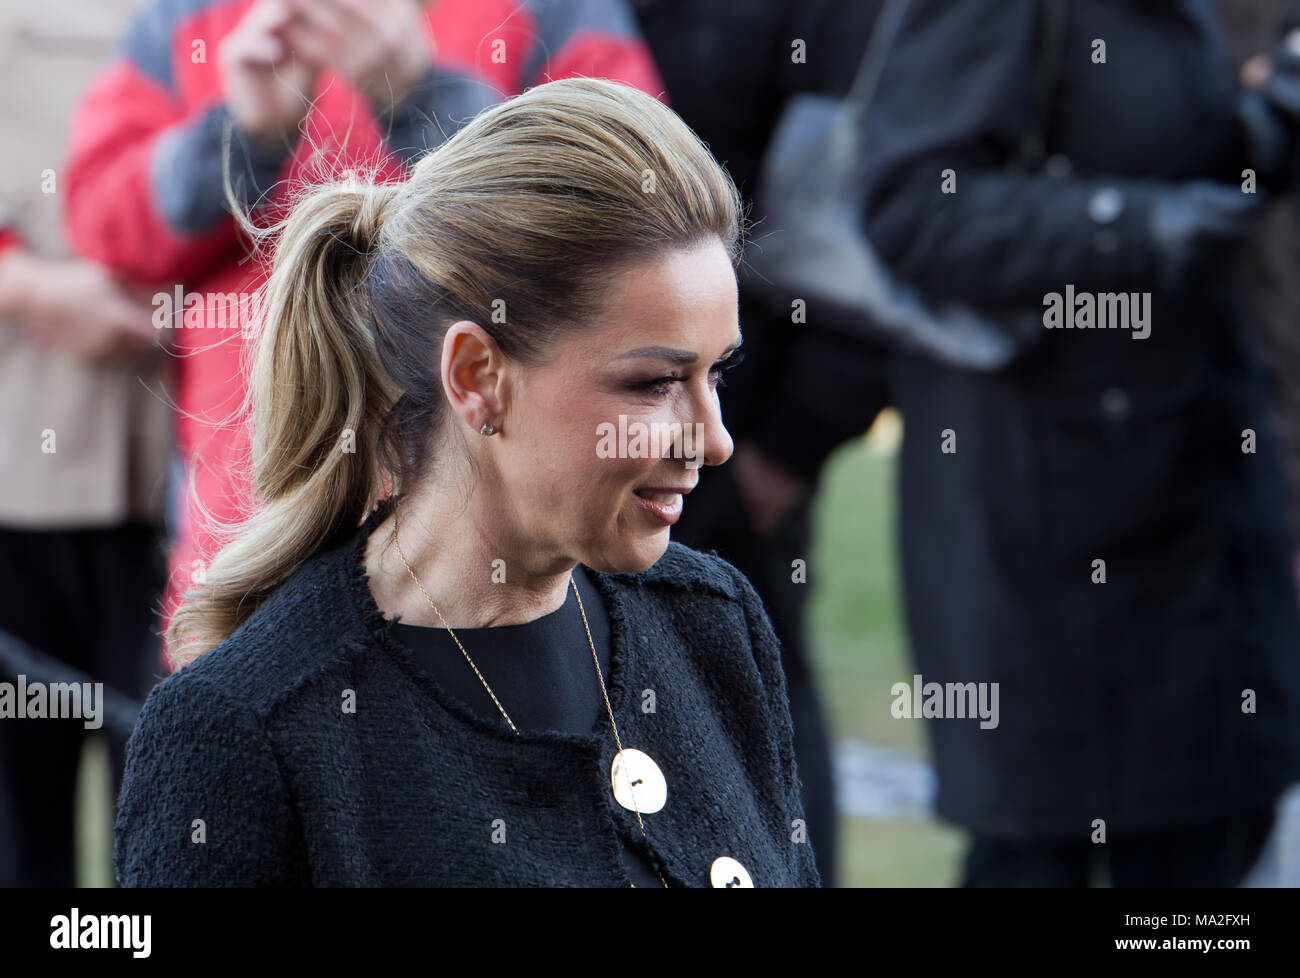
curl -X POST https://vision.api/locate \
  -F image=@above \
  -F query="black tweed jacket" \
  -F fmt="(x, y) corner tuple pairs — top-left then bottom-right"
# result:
(113, 496), (821, 887)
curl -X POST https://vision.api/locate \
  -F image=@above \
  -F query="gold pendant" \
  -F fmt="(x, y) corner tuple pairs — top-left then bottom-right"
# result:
(610, 748), (667, 813)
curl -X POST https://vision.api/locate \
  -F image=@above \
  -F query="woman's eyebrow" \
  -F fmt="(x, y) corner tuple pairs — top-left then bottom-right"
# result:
(617, 334), (743, 364)
(619, 345), (698, 364)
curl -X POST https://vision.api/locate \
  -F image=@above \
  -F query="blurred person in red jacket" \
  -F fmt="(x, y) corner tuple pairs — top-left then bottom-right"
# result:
(63, 0), (664, 670)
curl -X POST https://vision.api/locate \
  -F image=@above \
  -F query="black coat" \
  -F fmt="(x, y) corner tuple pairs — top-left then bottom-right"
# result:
(113, 497), (820, 886)
(862, 0), (1300, 837)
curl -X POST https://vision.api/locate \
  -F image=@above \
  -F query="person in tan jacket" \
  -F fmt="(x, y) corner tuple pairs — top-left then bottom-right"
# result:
(0, 0), (174, 886)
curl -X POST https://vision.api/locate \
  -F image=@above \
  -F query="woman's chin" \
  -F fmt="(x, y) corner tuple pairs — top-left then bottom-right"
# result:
(586, 532), (670, 575)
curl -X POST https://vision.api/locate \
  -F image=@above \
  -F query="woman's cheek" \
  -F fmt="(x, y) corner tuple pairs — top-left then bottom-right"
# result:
(597, 454), (656, 494)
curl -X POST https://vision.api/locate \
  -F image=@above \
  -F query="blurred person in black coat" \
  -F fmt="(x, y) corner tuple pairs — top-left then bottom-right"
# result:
(861, 0), (1300, 886)
(1218, 0), (1300, 589)
(631, 0), (888, 887)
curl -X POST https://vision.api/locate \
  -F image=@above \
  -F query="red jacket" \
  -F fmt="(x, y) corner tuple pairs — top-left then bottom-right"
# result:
(62, 0), (665, 666)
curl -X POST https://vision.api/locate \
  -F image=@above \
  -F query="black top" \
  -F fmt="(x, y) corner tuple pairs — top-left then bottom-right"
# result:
(113, 494), (821, 887)
(390, 564), (664, 888)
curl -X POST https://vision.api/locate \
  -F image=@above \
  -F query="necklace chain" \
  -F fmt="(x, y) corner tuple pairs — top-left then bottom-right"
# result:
(389, 502), (668, 888)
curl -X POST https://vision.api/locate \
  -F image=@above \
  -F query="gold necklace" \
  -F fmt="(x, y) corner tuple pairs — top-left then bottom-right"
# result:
(391, 503), (670, 889)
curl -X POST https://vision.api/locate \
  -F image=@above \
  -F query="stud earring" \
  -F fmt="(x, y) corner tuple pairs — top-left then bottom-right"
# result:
(479, 423), (497, 436)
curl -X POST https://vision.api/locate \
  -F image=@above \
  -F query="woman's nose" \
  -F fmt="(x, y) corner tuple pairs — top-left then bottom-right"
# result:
(695, 390), (733, 468)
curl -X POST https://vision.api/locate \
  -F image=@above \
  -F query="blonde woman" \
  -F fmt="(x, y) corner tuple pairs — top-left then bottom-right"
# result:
(114, 77), (821, 888)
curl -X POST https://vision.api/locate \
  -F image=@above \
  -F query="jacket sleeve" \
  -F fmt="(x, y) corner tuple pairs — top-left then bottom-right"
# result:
(519, 0), (666, 98)
(114, 672), (306, 887)
(731, 565), (823, 888)
(861, 0), (1171, 307)
(374, 0), (666, 171)
(0, 229), (21, 259)
(62, 12), (291, 284)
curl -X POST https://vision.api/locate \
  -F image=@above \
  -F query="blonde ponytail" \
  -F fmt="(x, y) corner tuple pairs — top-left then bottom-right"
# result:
(165, 176), (402, 664)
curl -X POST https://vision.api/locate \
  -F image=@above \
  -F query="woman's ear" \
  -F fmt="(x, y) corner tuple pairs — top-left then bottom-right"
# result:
(441, 321), (506, 434)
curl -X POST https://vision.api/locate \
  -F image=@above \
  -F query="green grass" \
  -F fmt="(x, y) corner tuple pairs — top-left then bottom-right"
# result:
(808, 425), (966, 886)
(75, 735), (114, 888)
(840, 815), (965, 887)
(77, 427), (966, 887)
(808, 432), (917, 750)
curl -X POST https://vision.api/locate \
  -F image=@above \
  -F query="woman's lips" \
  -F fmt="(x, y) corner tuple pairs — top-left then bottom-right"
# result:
(633, 487), (688, 525)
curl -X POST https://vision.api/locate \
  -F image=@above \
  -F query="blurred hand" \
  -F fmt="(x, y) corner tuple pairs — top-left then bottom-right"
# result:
(1148, 181), (1264, 290)
(219, 0), (322, 147)
(730, 440), (811, 537)
(1243, 28), (1300, 120)
(1242, 53), (1273, 90)
(1, 251), (161, 364)
(282, 0), (432, 112)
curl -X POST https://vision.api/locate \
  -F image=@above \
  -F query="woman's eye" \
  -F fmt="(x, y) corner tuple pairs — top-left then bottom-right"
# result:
(636, 352), (743, 396)
(638, 375), (680, 396)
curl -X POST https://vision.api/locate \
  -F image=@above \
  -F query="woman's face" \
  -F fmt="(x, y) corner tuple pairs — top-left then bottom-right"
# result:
(481, 237), (740, 575)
